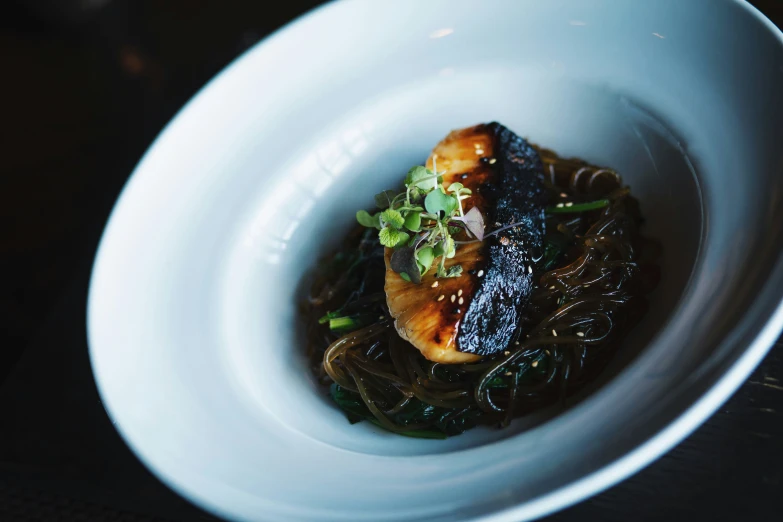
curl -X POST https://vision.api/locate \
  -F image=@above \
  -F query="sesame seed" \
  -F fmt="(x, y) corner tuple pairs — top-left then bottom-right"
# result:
(556, 203), (564, 208)
(552, 329), (558, 336)
(451, 295), (456, 303)
(458, 297), (464, 305)
(437, 295), (445, 301)
(477, 270), (484, 277)
(565, 202), (574, 207)
(488, 158), (497, 164)
(431, 281), (439, 288)
(545, 350), (551, 355)
(560, 192), (568, 197)
(584, 284), (590, 288)
(379, 316), (384, 320)
(474, 143), (481, 148)
(504, 351), (511, 356)
(461, 174), (468, 179)
(531, 360), (539, 368)
(475, 149), (484, 155)
(576, 332), (585, 337)
(528, 265), (533, 274)
(514, 341), (520, 345)
(549, 285), (555, 290)
(504, 371), (513, 376)
(458, 289), (463, 296)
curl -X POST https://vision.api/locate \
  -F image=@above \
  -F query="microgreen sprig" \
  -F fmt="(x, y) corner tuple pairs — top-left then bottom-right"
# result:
(356, 165), (484, 283)
(356, 162), (613, 284)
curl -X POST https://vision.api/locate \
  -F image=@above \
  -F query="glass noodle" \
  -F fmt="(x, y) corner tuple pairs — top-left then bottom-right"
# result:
(304, 148), (659, 438)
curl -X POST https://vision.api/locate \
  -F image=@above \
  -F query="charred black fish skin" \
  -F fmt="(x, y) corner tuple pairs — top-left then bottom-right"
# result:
(457, 123), (547, 356)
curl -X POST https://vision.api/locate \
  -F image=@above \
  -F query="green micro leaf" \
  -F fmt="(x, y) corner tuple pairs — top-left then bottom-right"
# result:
(379, 227), (396, 247)
(424, 190), (458, 216)
(374, 190), (398, 209)
(409, 186), (426, 202)
(379, 227), (409, 248)
(356, 210), (381, 229)
(381, 208), (405, 229)
(395, 230), (410, 247)
(416, 246), (435, 274)
(404, 211), (422, 232)
(405, 166), (436, 189)
(447, 182), (464, 193)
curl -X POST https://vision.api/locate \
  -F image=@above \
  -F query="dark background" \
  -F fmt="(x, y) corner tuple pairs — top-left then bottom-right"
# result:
(1, 1), (782, 520)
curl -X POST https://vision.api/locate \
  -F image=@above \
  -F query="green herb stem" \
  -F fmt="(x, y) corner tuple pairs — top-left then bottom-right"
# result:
(546, 199), (609, 214)
(329, 317), (361, 331)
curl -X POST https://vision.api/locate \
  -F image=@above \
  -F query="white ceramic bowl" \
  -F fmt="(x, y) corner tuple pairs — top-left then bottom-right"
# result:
(88, 1), (783, 520)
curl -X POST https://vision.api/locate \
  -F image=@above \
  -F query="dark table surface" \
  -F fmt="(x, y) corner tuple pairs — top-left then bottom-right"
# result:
(2, 1), (782, 520)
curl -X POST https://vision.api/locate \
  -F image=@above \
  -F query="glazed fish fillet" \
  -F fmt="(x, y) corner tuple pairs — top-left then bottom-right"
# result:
(384, 123), (546, 363)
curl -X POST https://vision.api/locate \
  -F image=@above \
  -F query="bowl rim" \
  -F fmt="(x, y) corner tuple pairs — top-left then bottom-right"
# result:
(86, 1), (783, 521)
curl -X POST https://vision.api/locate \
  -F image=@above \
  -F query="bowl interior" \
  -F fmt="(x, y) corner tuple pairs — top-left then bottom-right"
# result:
(88, 1), (783, 521)
(220, 73), (703, 456)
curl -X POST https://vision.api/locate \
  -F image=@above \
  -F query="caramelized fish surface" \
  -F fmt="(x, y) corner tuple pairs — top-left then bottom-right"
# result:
(384, 123), (546, 363)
